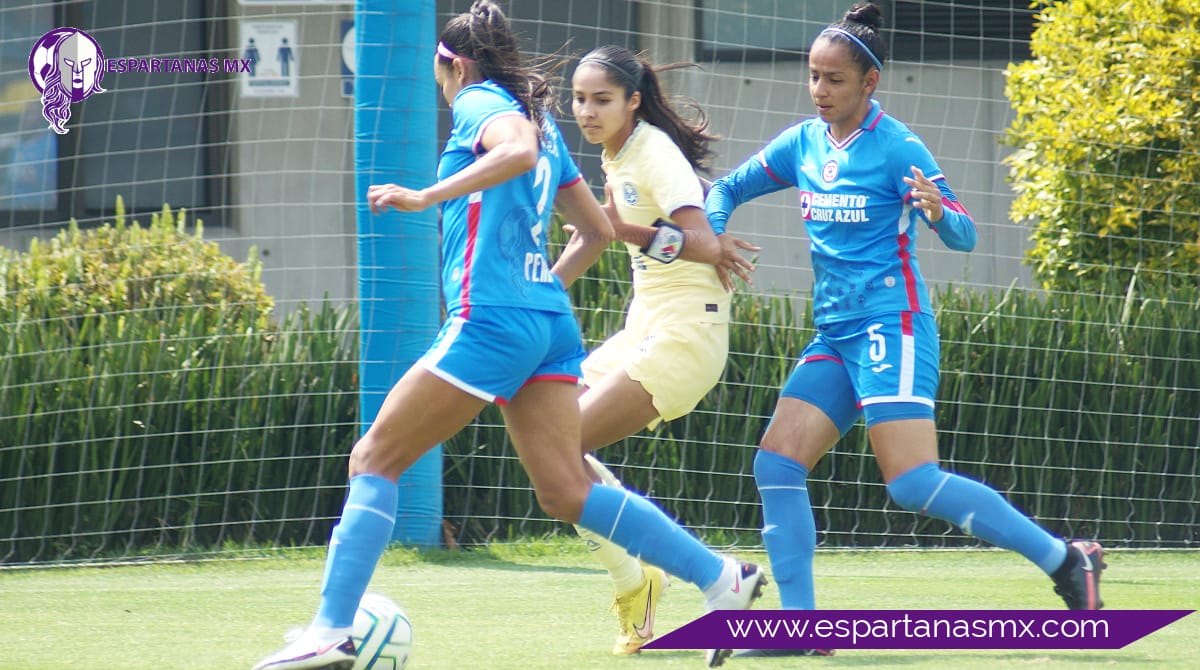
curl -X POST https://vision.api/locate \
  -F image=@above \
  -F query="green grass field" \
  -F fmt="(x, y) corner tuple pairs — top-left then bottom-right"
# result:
(2, 541), (1196, 669)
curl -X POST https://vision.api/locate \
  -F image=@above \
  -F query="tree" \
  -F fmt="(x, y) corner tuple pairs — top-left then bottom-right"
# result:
(1003, 0), (1200, 292)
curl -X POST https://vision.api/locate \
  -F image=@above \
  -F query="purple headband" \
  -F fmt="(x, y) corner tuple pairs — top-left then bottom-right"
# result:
(437, 41), (474, 62)
(820, 27), (883, 71)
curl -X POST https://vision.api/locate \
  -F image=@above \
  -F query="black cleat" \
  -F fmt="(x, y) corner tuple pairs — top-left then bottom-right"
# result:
(1052, 540), (1106, 610)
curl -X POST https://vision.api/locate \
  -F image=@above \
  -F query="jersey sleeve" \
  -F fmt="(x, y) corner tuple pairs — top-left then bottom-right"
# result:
(451, 87), (525, 156)
(892, 133), (977, 252)
(705, 126), (801, 234)
(643, 130), (704, 217)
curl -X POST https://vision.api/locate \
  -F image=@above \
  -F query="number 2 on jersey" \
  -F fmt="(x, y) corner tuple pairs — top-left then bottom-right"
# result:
(532, 155), (552, 217)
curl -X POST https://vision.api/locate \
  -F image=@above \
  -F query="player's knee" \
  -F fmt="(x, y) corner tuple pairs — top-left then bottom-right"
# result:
(758, 424), (815, 464)
(757, 430), (789, 459)
(348, 433), (410, 481)
(533, 481), (587, 524)
(347, 438), (375, 478)
(886, 462), (943, 513)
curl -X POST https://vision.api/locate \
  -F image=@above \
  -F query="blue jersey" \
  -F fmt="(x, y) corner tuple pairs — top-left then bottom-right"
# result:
(438, 80), (582, 318)
(707, 99), (976, 325)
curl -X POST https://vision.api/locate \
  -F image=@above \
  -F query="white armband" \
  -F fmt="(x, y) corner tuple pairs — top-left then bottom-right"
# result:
(640, 220), (684, 264)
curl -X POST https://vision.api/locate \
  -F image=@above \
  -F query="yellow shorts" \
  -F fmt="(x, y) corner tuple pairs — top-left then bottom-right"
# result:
(581, 314), (728, 429)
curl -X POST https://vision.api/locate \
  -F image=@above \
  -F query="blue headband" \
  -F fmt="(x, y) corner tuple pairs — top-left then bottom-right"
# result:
(820, 26), (883, 71)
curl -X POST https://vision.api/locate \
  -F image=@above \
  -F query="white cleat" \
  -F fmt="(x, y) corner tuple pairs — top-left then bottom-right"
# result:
(251, 629), (356, 670)
(703, 560), (768, 667)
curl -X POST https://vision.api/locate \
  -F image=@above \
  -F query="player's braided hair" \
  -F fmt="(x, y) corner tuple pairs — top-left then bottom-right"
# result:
(577, 45), (718, 174)
(822, 2), (889, 74)
(438, 0), (556, 132)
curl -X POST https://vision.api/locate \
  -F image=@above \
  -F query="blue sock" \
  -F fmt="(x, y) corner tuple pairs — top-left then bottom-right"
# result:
(313, 474), (397, 628)
(888, 463), (1067, 574)
(578, 484), (724, 589)
(754, 450), (816, 609)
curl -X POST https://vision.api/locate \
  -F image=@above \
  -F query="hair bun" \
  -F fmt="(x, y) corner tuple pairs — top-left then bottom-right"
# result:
(470, 0), (496, 21)
(843, 2), (884, 32)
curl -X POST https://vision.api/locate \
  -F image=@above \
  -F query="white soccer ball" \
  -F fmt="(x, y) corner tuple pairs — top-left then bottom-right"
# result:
(351, 592), (413, 670)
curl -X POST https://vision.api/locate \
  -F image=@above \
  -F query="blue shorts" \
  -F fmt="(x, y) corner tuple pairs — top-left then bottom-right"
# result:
(419, 306), (586, 404)
(781, 311), (940, 431)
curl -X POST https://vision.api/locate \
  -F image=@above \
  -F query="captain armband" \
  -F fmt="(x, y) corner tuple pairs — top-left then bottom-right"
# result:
(640, 219), (685, 264)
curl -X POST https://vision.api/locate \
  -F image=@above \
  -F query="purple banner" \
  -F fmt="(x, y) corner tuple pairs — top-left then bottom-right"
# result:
(642, 610), (1193, 650)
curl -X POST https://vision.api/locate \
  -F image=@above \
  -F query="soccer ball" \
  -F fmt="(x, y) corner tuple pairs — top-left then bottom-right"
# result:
(351, 592), (413, 670)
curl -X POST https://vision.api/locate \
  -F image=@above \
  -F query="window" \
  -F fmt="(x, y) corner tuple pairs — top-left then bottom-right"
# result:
(890, 0), (1035, 62)
(0, 4), (57, 213)
(2, 0), (229, 227)
(696, 0), (1034, 63)
(697, 0), (846, 61)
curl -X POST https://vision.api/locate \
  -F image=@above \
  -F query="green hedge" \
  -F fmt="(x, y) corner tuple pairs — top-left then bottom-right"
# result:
(443, 266), (1200, 549)
(2, 206), (1196, 562)
(0, 202), (358, 562)
(931, 281), (1200, 547)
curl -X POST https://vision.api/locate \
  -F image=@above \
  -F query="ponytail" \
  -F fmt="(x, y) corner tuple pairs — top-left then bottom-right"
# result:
(576, 45), (718, 174)
(438, 0), (557, 131)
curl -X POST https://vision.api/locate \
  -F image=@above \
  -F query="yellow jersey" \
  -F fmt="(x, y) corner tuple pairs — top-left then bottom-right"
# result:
(602, 120), (730, 323)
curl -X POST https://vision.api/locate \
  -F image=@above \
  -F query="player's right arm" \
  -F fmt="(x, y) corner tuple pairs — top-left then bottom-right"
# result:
(604, 203), (720, 263)
(369, 88), (540, 213)
(705, 128), (801, 235)
(602, 128), (757, 287)
(698, 175), (760, 288)
(369, 114), (538, 213)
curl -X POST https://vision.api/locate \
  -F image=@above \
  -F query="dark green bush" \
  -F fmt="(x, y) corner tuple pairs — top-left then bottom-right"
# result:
(443, 235), (1200, 548)
(3, 201), (1196, 562)
(0, 199), (358, 563)
(0, 197), (273, 332)
(932, 279), (1200, 547)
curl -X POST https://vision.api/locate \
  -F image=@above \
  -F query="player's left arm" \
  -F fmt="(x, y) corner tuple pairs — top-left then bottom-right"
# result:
(604, 203), (756, 290)
(899, 139), (977, 252)
(607, 132), (757, 287)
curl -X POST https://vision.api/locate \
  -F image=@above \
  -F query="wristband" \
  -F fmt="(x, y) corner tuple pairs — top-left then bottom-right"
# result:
(640, 219), (685, 264)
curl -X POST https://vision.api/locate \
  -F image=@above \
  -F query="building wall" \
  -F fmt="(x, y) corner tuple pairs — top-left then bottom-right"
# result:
(637, 1), (1031, 295)
(217, 0), (1034, 311)
(674, 59), (1032, 295)
(212, 2), (358, 311)
(1, 1), (1034, 313)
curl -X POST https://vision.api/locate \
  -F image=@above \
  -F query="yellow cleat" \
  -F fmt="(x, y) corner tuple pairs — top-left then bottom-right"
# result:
(612, 565), (670, 655)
